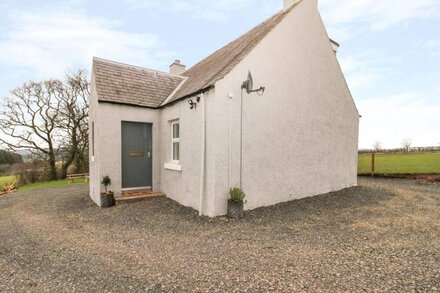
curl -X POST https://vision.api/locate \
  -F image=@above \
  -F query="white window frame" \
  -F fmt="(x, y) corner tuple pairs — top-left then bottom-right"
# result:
(170, 121), (180, 164)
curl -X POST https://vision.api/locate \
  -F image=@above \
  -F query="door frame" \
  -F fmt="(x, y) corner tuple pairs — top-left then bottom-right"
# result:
(120, 121), (153, 191)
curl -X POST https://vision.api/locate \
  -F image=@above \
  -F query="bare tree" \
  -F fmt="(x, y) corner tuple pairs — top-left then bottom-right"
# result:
(401, 138), (413, 152)
(0, 70), (90, 180)
(55, 71), (89, 178)
(0, 81), (62, 180)
(373, 141), (382, 152)
(74, 114), (89, 173)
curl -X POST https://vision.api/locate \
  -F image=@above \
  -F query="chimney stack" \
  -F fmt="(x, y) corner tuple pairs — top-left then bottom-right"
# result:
(170, 59), (186, 75)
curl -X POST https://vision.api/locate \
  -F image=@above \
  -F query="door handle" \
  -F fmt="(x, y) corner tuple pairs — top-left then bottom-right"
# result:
(147, 152), (151, 158)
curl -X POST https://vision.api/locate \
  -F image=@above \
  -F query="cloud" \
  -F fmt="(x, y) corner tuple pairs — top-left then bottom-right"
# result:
(358, 92), (440, 149)
(125, 0), (438, 26)
(423, 39), (440, 57)
(336, 44), (440, 149)
(0, 8), (174, 85)
(338, 52), (391, 95)
(319, 0), (438, 40)
(124, 0), (280, 21)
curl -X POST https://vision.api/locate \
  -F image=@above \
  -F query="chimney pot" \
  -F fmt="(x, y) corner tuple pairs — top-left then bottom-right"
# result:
(170, 59), (186, 75)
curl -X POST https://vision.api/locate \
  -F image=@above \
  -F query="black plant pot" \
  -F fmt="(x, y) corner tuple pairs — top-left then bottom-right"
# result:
(227, 201), (244, 219)
(100, 192), (115, 208)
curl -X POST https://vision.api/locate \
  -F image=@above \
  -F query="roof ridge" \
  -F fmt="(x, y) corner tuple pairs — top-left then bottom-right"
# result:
(93, 57), (185, 79)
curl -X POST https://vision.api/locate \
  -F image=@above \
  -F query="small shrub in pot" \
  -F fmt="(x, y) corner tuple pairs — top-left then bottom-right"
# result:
(227, 187), (246, 219)
(100, 175), (115, 208)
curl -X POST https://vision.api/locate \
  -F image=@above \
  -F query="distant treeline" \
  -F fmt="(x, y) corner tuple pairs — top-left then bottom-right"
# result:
(359, 146), (440, 154)
(0, 150), (23, 165)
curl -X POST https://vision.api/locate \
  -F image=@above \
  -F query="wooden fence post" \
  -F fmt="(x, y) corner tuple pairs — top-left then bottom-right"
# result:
(371, 152), (376, 177)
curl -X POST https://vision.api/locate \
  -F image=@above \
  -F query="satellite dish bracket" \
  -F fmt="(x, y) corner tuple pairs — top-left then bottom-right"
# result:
(241, 71), (265, 95)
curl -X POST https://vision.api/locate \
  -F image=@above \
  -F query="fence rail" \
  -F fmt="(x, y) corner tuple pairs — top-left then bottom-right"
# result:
(359, 146), (440, 154)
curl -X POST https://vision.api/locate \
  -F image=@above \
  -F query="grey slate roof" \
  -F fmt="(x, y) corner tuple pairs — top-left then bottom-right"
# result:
(93, 1), (302, 108)
(93, 58), (185, 108)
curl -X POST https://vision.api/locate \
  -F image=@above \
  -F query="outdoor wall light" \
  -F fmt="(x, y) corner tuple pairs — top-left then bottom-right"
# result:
(188, 96), (201, 109)
(188, 99), (197, 109)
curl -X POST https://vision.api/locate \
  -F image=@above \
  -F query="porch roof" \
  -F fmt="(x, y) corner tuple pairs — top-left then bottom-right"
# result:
(93, 58), (186, 108)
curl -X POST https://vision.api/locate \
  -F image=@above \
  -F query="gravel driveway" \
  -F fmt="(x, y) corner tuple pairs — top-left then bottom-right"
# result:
(1, 178), (439, 292)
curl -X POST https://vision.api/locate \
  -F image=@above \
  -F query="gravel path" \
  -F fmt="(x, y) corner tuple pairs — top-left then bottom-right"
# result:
(0, 178), (439, 292)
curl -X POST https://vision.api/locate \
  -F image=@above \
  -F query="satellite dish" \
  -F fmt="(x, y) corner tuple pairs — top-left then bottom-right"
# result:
(242, 71), (254, 94)
(245, 71), (254, 93)
(241, 71), (266, 95)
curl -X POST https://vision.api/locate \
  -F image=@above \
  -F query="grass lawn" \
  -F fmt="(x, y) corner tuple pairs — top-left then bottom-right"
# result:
(19, 179), (87, 191)
(0, 175), (17, 187)
(358, 152), (440, 175)
(0, 175), (87, 192)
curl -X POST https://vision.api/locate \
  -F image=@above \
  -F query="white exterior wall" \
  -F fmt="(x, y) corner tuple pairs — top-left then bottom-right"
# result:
(89, 73), (101, 205)
(89, 100), (161, 205)
(159, 89), (216, 212)
(209, 0), (359, 215)
(90, 86), (216, 212)
(90, 0), (358, 216)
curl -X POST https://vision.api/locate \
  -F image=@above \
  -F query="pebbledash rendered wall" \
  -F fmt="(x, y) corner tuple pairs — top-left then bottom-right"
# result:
(207, 0), (359, 216)
(159, 89), (216, 213)
(89, 101), (161, 205)
(89, 0), (359, 216)
(89, 72), (101, 205)
(88, 85), (216, 211)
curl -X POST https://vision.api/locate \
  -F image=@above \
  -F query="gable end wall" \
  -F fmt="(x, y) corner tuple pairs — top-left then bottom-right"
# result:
(208, 0), (359, 215)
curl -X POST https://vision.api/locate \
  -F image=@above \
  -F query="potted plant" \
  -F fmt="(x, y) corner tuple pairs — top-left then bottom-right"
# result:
(227, 187), (246, 219)
(100, 175), (115, 208)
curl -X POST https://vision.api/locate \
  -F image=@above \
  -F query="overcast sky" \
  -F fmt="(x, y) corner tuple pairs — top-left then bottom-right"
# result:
(0, 0), (439, 149)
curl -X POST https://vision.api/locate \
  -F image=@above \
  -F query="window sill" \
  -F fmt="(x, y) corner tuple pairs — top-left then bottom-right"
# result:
(164, 162), (182, 172)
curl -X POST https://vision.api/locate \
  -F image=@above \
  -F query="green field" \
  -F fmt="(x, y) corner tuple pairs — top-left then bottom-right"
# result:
(0, 176), (87, 192)
(358, 152), (440, 175)
(0, 175), (17, 187)
(3, 152), (440, 191)
(19, 179), (87, 191)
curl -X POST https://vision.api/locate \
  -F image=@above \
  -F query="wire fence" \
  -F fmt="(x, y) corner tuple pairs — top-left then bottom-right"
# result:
(358, 151), (440, 176)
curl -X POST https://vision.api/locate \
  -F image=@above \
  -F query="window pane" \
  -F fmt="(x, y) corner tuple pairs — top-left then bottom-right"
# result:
(173, 142), (180, 161)
(173, 123), (179, 138)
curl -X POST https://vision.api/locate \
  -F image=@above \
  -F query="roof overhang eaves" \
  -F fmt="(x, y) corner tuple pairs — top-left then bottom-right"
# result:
(98, 100), (159, 109)
(159, 85), (215, 108)
(97, 84), (215, 110)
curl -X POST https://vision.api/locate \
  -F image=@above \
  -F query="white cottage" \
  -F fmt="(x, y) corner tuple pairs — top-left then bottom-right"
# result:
(89, 0), (359, 217)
